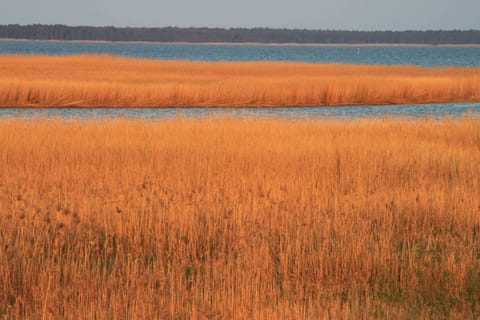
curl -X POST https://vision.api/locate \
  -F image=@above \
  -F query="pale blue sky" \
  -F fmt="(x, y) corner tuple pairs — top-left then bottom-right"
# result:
(2, 0), (479, 30)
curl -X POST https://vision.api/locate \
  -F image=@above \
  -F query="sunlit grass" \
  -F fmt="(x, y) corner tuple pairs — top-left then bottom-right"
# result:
(0, 54), (479, 107)
(0, 117), (479, 319)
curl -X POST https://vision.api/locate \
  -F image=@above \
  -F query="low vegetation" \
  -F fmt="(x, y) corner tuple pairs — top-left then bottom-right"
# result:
(0, 117), (479, 319)
(0, 55), (479, 107)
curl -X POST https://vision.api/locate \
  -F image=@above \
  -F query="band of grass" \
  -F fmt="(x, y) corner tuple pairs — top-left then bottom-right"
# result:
(0, 55), (479, 107)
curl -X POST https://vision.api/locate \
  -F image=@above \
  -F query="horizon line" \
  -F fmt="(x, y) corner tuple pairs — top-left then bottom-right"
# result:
(2, 23), (480, 33)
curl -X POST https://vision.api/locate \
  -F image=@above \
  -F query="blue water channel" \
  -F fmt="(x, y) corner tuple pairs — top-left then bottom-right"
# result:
(1, 40), (480, 66)
(1, 103), (479, 119)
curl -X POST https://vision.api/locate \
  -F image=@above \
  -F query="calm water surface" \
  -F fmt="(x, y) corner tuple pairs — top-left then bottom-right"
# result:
(1, 40), (480, 66)
(1, 103), (479, 119)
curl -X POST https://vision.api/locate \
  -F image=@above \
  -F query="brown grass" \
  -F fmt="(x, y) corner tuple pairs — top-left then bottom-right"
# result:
(0, 117), (479, 319)
(0, 54), (479, 107)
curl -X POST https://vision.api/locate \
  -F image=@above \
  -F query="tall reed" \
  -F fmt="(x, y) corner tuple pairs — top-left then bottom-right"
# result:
(0, 55), (479, 107)
(0, 117), (479, 319)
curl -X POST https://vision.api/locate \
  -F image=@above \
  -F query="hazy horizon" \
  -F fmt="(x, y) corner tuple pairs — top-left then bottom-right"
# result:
(3, 23), (480, 32)
(2, 0), (480, 32)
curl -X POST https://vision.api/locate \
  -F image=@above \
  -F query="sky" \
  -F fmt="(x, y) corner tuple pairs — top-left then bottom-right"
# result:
(2, 0), (480, 31)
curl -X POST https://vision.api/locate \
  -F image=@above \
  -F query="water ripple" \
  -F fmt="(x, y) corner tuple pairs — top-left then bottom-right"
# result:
(2, 41), (480, 66)
(1, 103), (480, 120)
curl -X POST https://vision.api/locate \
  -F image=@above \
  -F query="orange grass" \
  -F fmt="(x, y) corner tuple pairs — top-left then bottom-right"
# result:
(0, 54), (479, 107)
(0, 117), (479, 319)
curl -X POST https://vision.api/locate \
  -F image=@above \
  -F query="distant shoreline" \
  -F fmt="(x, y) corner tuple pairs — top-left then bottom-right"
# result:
(1, 38), (480, 47)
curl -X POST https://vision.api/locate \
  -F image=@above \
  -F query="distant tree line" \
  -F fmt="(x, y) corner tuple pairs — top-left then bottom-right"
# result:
(1, 24), (480, 44)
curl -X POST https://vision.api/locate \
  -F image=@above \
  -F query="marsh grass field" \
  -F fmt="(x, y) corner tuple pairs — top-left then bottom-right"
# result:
(1, 55), (480, 107)
(0, 117), (479, 319)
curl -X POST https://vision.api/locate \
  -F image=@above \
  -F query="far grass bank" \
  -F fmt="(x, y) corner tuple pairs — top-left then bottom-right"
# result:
(0, 55), (479, 107)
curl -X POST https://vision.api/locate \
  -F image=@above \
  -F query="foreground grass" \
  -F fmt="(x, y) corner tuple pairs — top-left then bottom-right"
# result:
(0, 117), (479, 319)
(0, 55), (480, 107)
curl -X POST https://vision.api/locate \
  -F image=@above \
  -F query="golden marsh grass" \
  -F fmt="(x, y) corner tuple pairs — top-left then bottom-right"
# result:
(0, 55), (479, 107)
(0, 117), (479, 319)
